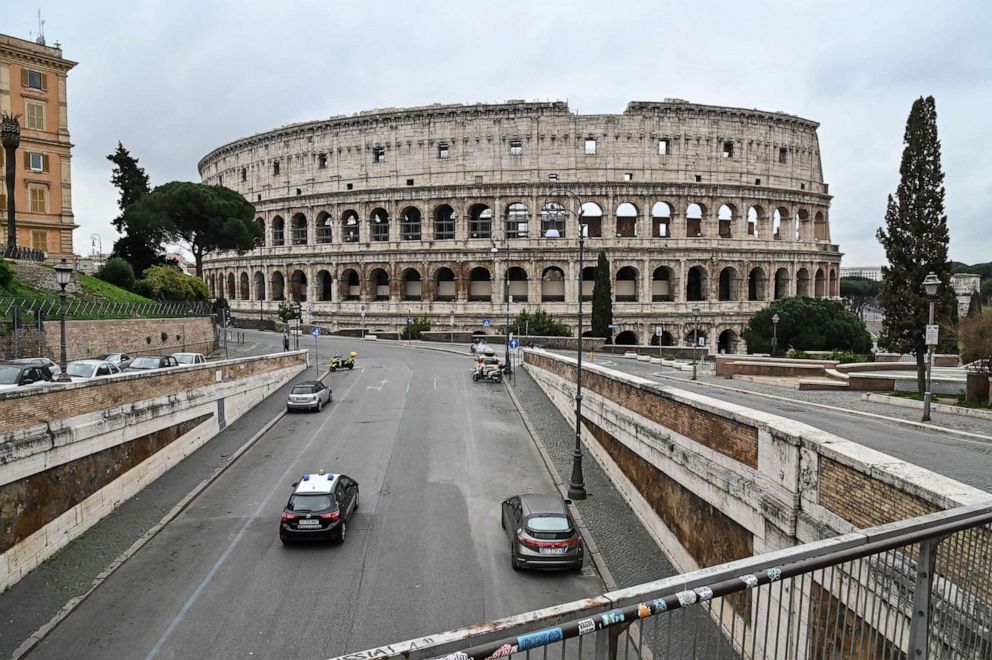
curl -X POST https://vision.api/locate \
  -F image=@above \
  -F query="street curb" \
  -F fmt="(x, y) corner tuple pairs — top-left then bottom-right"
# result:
(503, 379), (618, 591)
(10, 369), (326, 659)
(862, 392), (992, 422)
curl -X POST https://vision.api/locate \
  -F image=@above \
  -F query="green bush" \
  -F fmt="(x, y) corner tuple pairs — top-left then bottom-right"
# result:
(95, 256), (136, 291)
(400, 317), (431, 340)
(277, 301), (299, 324)
(142, 265), (209, 300)
(132, 279), (154, 299)
(0, 258), (14, 291)
(506, 309), (571, 337)
(743, 297), (873, 355)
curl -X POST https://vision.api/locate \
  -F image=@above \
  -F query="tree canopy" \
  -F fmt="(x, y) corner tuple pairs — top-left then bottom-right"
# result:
(143, 265), (209, 300)
(840, 276), (883, 320)
(742, 297), (873, 355)
(507, 309), (571, 337)
(590, 252), (613, 340)
(107, 142), (150, 233)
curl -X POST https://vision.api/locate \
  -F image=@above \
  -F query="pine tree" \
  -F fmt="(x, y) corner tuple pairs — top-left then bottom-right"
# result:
(107, 142), (150, 232)
(590, 251), (613, 340)
(876, 96), (955, 394)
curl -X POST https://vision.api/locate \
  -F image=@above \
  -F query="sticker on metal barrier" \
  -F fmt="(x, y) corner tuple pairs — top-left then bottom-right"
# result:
(601, 609), (625, 626)
(650, 597), (668, 613)
(676, 590), (698, 607)
(484, 643), (519, 659)
(516, 627), (563, 651)
(740, 574), (759, 588)
(694, 587), (714, 602)
(577, 618), (596, 635)
(767, 567), (782, 582)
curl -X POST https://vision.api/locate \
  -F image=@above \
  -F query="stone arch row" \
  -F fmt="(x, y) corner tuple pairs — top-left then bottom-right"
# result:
(612, 325), (742, 353)
(250, 197), (831, 247)
(206, 261), (839, 304)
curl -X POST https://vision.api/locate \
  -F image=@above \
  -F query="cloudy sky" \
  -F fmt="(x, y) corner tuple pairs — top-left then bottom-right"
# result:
(13, 0), (992, 266)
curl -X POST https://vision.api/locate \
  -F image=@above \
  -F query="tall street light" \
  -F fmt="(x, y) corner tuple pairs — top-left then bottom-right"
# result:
(253, 237), (264, 322)
(771, 313), (780, 357)
(490, 238), (512, 376)
(54, 259), (73, 382)
(544, 188), (587, 500)
(921, 272), (940, 422)
(692, 305), (701, 380)
(1, 112), (21, 250)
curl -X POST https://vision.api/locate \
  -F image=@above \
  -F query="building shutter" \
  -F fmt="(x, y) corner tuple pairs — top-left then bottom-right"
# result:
(21, 69), (28, 86)
(43, 154), (50, 172)
(23, 152), (30, 168)
(41, 73), (48, 91)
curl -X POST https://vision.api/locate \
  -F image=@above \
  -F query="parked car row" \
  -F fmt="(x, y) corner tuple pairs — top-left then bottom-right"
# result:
(0, 352), (209, 393)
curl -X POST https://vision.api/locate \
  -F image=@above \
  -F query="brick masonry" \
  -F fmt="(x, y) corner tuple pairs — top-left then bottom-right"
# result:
(818, 457), (938, 528)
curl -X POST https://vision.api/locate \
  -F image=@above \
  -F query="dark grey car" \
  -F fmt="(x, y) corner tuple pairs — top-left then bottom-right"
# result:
(501, 494), (583, 571)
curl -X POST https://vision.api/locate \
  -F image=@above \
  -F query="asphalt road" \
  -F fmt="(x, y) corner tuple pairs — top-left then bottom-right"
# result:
(580, 353), (992, 493)
(27, 332), (602, 659)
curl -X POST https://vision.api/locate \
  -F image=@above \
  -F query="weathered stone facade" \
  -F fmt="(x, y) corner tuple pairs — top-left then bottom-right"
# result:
(198, 100), (842, 352)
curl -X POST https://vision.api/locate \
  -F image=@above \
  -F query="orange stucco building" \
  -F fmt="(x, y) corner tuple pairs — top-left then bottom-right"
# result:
(0, 32), (77, 259)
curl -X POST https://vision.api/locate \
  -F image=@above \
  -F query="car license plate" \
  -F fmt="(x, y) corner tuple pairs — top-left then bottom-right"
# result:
(298, 519), (320, 528)
(540, 547), (566, 555)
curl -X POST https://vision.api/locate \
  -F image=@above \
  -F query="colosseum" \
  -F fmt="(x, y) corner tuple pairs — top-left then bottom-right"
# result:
(198, 99), (841, 352)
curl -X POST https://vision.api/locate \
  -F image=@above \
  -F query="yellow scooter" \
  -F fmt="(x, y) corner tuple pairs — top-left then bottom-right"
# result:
(330, 352), (357, 371)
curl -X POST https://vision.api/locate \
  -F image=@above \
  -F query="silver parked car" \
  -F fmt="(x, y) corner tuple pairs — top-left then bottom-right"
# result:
(65, 359), (122, 381)
(286, 380), (332, 412)
(96, 353), (133, 369)
(172, 352), (206, 366)
(501, 494), (584, 571)
(124, 355), (180, 373)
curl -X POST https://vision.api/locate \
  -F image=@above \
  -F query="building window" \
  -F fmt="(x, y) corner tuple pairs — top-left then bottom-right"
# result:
(548, 173), (558, 182)
(779, 147), (788, 164)
(406, 178), (414, 186)
(24, 69), (46, 91)
(585, 138), (597, 155)
(694, 175), (702, 183)
(25, 101), (45, 131)
(346, 183), (353, 190)
(438, 143), (449, 159)
(27, 152), (47, 172)
(0, 192), (6, 209)
(373, 147), (385, 163)
(509, 139), (522, 156)
(624, 173), (633, 181)
(296, 188), (302, 196)
(28, 185), (48, 214)
(218, 174), (223, 186)
(658, 139), (669, 155)
(241, 167), (247, 182)
(273, 161), (280, 176)
(318, 153), (327, 168)
(722, 141), (734, 158)
(31, 230), (47, 252)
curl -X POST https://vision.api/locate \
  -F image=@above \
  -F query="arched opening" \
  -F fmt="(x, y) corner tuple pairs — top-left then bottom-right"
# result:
(271, 271), (285, 301)
(773, 207), (788, 240)
(468, 204), (492, 239)
(718, 204), (736, 238)
(796, 268), (811, 297)
(797, 209), (810, 241)
(814, 211), (828, 241)
(505, 203), (529, 239)
(829, 269), (838, 297)
(370, 268), (390, 300)
(316, 211), (333, 244)
(401, 268), (422, 301)
(814, 267), (826, 298)
(226, 273), (235, 300)
(239, 272), (249, 300)
(272, 216), (285, 246)
(650, 331), (675, 347)
(400, 207), (422, 241)
(718, 266), (740, 301)
(469, 267), (492, 301)
(615, 330), (638, 345)
(340, 269), (360, 301)
(686, 266), (707, 301)
(541, 202), (566, 238)
(686, 203), (705, 237)
(718, 329), (739, 354)
(616, 203), (638, 238)
(652, 202), (671, 238)
(747, 206), (762, 237)
(291, 213), (308, 245)
(581, 266), (596, 302)
(748, 267), (767, 301)
(652, 266), (674, 302)
(342, 211), (360, 243)
(774, 268), (790, 299)
(541, 267), (565, 302)
(290, 270), (307, 302)
(434, 205), (455, 240)
(255, 218), (265, 246)
(581, 202), (603, 238)
(615, 266), (639, 302)
(434, 267), (456, 301)
(507, 266), (528, 302)
(253, 271), (265, 301)
(370, 208), (390, 242)
(315, 270), (332, 301)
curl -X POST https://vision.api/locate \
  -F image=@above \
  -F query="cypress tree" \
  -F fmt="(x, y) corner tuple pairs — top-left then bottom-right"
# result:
(590, 251), (613, 340)
(876, 96), (955, 394)
(107, 142), (151, 232)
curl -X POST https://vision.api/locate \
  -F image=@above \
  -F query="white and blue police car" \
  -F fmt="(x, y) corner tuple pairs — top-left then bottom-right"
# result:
(279, 469), (359, 544)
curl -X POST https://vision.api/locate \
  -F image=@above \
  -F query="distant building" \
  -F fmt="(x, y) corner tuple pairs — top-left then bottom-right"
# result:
(0, 31), (77, 259)
(165, 250), (197, 276)
(840, 266), (883, 281)
(951, 273), (980, 317)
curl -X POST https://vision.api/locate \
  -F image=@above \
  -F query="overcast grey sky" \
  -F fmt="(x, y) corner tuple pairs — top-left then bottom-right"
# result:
(14, 0), (992, 266)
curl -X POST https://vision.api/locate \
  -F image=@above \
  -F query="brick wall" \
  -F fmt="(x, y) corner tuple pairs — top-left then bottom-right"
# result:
(818, 457), (939, 528)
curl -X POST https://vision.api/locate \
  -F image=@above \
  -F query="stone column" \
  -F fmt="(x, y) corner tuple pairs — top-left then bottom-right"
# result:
(604, 192), (616, 238)
(670, 201), (686, 239)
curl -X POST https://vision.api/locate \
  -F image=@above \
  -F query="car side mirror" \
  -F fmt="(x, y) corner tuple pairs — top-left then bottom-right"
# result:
(21, 378), (34, 385)
(291, 482), (298, 488)
(564, 499), (573, 505)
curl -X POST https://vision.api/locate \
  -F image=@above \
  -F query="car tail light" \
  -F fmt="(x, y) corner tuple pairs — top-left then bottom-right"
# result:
(319, 509), (340, 521)
(281, 512), (298, 523)
(517, 533), (579, 550)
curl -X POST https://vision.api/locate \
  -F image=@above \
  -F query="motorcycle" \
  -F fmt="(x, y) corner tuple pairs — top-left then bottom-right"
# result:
(330, 352), (357, 371)
(472, 358), (503, 383)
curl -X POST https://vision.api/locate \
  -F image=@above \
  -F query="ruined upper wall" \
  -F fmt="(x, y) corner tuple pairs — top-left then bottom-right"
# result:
(198, 100), (827, 201)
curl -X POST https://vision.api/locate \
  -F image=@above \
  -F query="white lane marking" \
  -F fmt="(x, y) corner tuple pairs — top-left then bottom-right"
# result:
(406, 378), (411, 393)
(365, 379), (388, 391)
(144, 368), (367, 659)
(433, 376), (437, 391)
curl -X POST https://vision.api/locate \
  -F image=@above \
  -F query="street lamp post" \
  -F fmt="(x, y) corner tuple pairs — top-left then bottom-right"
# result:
(921, 272), (940, 422)
(544, 188), (587, 500)
(1, 112), (22, 251)
(692, 305), (701, 380)
(54, 259), (73, 382)
(490, 239), (512, 377)
(771, 313), (780, 357)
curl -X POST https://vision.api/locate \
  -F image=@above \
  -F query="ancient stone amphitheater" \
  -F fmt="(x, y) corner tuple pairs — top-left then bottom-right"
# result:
(198, 99), (841, 351)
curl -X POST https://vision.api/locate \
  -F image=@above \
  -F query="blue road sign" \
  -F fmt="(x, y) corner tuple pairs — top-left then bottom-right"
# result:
(509, 339), (520, 349)
(311, 327), (321, 336)
(608, 323), (620, 329)
(482, 319), (492, 327)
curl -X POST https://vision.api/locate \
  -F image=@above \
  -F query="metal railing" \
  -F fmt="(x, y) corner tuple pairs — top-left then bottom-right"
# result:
(1, 244), (46, 261)
(1, 297), (212, 321)
(334, 501), (992, 660)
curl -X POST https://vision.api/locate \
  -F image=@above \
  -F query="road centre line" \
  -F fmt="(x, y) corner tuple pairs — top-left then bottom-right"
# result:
(144, 367), (367, 660)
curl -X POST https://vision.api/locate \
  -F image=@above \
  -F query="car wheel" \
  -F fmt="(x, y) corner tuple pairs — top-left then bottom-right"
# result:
(334, 520), (347, 544)
(286, 406), (292, 413)
(316, 399), (323, 412)
(510, 539), (521, 571)
(354, 492), (359, 510)
(347, 364), (354, 370)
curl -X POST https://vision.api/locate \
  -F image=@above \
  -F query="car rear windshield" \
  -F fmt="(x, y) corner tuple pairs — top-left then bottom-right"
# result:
(175, 355), (194, 364)
(0, 365), (21, 384)
(292, 385), (317, 394)
(129, 357), (159, 368)
(527, 515), (570, 532)
(288, 494), (333, 512)
(66, 363), (94, 377)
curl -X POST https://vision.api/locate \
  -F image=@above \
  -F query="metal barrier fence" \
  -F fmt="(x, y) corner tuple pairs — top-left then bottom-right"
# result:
(0, 297), (211, 321)
(334, 501), (992, 660)
(1, 244), (46, 261)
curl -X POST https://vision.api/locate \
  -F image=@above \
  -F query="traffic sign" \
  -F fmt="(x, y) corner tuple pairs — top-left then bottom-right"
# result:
(608, 324), (620, 330)
(449, 310), (455, 326)
(360, 304), (367, 319)
(483, 319), (492, 328)
(311, 327), (321, 337)
(509, 339), (520, 349)
(655, 326), (664, 337)
(925, 324), (939, 346)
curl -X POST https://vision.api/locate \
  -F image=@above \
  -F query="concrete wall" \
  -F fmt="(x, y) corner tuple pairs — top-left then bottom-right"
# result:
(0, 350), (307, 592)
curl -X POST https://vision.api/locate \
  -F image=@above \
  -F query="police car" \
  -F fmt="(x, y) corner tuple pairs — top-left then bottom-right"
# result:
(279, 470), (359, 544)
